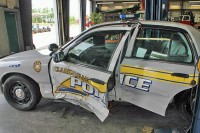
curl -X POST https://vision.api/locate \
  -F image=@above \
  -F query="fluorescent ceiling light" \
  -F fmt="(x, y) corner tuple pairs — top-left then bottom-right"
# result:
(97, 2), (113, 5)
(189, 1), (200, 2)
(191, 5), (200, 6)
(101, 6), (109, 10)
(115, 6), (123, 9)
(170, 5), (180, 9)
(189, 1), (200, 6)
(123, 2), (140, 4)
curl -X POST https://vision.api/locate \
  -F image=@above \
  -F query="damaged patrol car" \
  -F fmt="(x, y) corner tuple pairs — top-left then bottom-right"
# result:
(0, 21), (200, 122)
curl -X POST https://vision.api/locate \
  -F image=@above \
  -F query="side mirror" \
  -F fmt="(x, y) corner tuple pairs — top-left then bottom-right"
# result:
(49, 43), (59, 52)
(69, 37), (74, 41)
(53, 50), (65, 63)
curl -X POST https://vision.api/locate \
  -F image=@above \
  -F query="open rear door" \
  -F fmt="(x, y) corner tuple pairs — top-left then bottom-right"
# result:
(116, 24), (197, 116)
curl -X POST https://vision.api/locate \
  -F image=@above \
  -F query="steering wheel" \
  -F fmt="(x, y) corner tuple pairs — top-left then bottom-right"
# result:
(68, 53), (80, 61)
(79, 51), (92, 63)
(79, 51), (104, 66)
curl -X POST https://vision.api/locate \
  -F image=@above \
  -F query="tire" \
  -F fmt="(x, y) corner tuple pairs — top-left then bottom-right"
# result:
(175, 90), (195, 120)
(3, 75), (41, 111)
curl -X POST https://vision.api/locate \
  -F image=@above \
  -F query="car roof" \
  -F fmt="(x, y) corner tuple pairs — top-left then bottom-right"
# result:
(139, 20), (190, 29)
(93, 20), (192, 29)
(91, 21), (137, 28)
(67, 20), (200, 55)
(93, 20), (192, 30)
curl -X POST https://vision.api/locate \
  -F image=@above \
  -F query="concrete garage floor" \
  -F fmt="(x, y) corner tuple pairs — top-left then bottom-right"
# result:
(0, 93), (191, 133)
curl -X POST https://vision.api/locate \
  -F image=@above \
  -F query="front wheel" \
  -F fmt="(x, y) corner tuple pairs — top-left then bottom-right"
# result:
(3, 75), (41, 111)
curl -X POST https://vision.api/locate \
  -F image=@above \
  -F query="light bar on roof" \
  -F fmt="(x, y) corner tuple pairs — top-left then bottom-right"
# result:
(119, 14), (139, 19)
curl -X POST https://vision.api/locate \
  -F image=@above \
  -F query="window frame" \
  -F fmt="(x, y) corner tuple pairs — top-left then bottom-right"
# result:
(129, 25), (196, 66)
(64, 30), (128, 71)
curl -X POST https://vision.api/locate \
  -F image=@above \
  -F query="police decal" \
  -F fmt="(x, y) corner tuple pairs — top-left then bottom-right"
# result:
(33, 61), (42, 72)
(56, 77), (105, 100)
(70, 77), (102, 98)
(120, 74), (152, 92)
(9, 64), (21, 68)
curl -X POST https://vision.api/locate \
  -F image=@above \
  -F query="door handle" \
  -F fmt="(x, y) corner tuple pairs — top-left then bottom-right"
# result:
(90, 78), (105, 85)
(171, 73), (189, 78)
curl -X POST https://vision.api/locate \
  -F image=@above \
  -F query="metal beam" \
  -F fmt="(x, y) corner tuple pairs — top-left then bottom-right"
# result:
(145, 0), (168, 21)
(19, 0), (32, 50)
(57, 0), (70, 45)
(150, 0), (155, 20)
(181, 0), (184, 15)
(145, 0), (150, 20)
(157, 0), (162, 20)
(162, 0), (169, 21)
(80, 0), (86, 32)
(91, 0), (96, 13)
(93, 0), (139, 1)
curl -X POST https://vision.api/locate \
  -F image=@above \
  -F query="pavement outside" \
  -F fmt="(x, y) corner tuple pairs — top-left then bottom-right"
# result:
(0, 91), (191, 133)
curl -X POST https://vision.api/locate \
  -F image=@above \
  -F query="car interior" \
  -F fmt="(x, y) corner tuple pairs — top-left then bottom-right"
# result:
(67, 31), (126, 69)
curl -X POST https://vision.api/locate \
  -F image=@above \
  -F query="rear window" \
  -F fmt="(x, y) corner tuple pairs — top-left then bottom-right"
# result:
(132, 28), (193, 64)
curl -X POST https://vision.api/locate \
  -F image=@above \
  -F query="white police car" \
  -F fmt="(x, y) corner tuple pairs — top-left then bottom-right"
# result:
(0, 20), (200, 122)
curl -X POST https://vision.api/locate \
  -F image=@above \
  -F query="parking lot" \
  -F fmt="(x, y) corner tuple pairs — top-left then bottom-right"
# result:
(33, 24), (80, 49)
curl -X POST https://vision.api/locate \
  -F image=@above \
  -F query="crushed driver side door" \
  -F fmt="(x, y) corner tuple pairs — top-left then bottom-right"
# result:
(50, 27), (130, 121)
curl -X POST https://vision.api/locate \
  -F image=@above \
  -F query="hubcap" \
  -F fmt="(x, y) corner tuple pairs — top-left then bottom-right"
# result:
(15, 89), (25, 99)
(10, 82), (31, 104)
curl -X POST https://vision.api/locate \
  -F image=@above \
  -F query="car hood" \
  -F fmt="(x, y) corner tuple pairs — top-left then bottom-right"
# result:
(0, 48), (51, 62)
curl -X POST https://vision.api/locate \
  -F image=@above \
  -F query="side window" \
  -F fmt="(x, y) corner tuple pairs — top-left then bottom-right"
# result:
(67, 30), (126, 69)
(132, 28), (193, 63)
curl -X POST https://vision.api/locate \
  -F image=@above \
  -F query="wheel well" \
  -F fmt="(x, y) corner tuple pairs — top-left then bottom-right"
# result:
(173, 87), (196, 105)
(1, 73), (41, 93)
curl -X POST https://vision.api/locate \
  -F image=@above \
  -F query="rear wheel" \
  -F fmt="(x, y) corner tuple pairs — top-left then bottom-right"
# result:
(3, 75), (41, 111)
(175, 90), (195, 120)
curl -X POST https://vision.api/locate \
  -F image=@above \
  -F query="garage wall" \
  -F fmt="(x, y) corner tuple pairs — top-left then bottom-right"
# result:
(0, 0), (19, 8)
(0, 0), (24, 57)
(169, 1), (180, 17)
(98, 3), (136, 11)
(170, 1), (200, 18)
(0, 7), (10, 57)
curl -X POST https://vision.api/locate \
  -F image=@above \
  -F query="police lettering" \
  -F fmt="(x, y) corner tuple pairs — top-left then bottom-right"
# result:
(120, 74), (152, 92)
(70, 77), (105, 100)
(54, 66), (89, 82)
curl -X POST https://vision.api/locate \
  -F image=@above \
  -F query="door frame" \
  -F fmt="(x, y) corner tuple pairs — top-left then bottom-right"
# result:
(3, 8), (24, 52)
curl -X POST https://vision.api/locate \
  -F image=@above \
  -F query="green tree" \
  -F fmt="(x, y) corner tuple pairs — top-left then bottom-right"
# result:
(70, 16), (76, 24)
(48, 8), (54, 23)
(90, 12), (102, 24)
(32, 7), (55, 23)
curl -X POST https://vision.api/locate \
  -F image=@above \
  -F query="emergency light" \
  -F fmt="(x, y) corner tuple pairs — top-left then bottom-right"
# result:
(119, 13), (140, 20)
